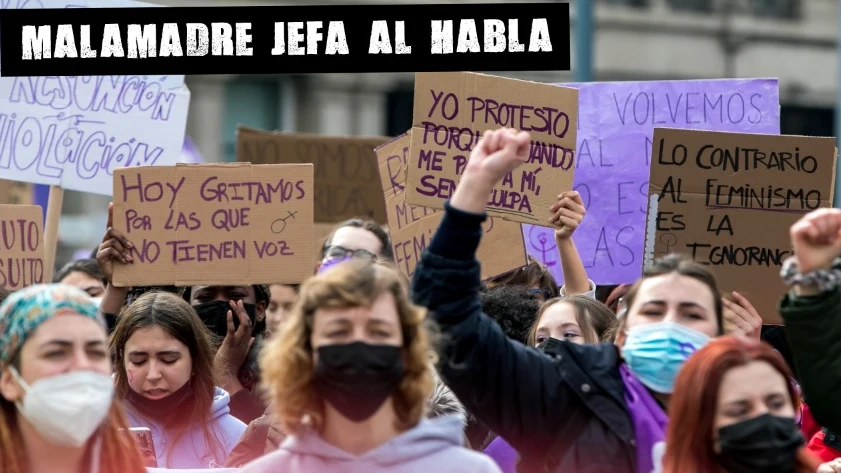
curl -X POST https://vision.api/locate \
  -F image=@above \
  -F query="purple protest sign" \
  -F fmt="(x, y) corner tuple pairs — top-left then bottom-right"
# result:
(178, 136), (205, 164)
(523, 79), (780, 285)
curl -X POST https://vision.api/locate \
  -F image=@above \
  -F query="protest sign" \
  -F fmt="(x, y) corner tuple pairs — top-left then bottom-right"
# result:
(111, 163), (314, 287)
(646, 128), (836, 324)
(0, 204), (45, 289)
(236, 127), (389, 224)
(522, 79), (781, 286)
(378, 132), (526, 279)
(0, 76), (190, 194)
(404, 71), (578, 226)
(0, 179), (32, 205)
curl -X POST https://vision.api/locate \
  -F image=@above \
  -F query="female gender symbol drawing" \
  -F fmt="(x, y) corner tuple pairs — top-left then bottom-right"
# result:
(527, 226), (557, 268)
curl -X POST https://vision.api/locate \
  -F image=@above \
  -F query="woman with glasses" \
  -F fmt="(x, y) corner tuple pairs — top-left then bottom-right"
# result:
(318, 218), (393, 273)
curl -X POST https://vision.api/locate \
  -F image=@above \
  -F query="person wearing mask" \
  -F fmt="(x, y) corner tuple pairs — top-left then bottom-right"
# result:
(225, 365), (471, 467)
(0, 284), (146, 473)
(777, 208), (841, 434)
(110, 291), (246, 468)
(527, 295), (617, 347)
(264, 284), (299, 337)
(485, 294), (617, 472)
(53, 258), (107, 299)
(317, 218), (394, 273)
(239, 259), (500, 473)
(411, 128), (724, 473)
(663, 336), (820, 473)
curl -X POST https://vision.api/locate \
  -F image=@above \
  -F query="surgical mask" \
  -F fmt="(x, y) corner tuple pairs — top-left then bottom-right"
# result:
(622, 321), (710, 393)
(717, 414), (803, 473)
(312, 342), (404, 422)
(10, 367), (114, 447)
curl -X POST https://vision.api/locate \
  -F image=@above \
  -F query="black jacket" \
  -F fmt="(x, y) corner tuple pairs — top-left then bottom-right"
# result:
(411, 204), (637, 473)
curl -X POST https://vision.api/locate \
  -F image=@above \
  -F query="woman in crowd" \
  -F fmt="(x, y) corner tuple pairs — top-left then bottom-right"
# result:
(483, 294), (617, 472)
(110, 291), (246, 469)
(776, 208), (841, 434)
(664, 335), (820, 473)
(240, 259), (500, 473)
(264, 283), (299, 336)
(0, 284), (146, 473)
(411, 128), (723, 473)
(318, 218), (394, 272)
(53, 258), (107, 299)
(527, 295), (617, 347)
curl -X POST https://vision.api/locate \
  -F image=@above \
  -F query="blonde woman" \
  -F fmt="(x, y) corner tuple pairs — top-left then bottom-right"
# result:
(0, 284), (146, 473)
(240, 259), (499, 473)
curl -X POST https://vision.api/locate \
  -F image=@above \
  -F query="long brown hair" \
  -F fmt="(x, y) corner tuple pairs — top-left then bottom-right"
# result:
(109, 291), (224, 466)
(664, 336), (820, 473)
(260, 259), (434, 435)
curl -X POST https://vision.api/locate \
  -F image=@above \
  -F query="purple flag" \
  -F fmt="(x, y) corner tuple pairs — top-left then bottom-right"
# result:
(523, 79), (780, 285)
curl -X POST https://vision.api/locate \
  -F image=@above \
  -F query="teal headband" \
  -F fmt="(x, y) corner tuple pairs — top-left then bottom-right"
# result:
(0, 284), (103, 368)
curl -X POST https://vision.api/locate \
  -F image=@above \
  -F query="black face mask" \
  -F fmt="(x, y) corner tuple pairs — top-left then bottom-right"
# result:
(312, 342), (404, 423)
(717, 413), (803, 473)
(192, 300), (264, 339)
(126, 382), (195, 427)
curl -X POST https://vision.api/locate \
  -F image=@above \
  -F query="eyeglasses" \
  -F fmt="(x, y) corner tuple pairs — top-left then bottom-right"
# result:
(324, 245), (377, 261)
(529, 288), (554, 300)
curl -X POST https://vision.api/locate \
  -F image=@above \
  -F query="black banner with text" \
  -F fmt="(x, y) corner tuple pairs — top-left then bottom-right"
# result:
(0, 3), (570, 76)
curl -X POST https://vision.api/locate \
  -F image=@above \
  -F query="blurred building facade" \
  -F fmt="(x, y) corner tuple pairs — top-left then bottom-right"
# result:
(57, 0), (838, 263)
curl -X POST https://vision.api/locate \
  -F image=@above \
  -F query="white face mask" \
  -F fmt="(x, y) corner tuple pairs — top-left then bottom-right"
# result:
(9, 367), (114, 447)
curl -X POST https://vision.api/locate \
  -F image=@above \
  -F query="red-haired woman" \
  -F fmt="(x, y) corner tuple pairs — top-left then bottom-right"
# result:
(664, 336), (820, 473)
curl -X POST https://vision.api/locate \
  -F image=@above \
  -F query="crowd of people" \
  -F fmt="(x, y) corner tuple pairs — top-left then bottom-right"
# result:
(1, 126), (841, 472)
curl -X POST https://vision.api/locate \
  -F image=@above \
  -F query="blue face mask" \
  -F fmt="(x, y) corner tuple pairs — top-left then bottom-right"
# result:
(622, 321), (710, 394)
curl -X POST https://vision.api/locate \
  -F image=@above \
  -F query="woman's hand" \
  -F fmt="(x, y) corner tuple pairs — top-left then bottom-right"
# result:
(722, 291), (762, 341)
(451, 128), (531, 214)
(790, 208), (841, 274)
(214, 300), (254, 395)
(551, 191), (586, 240)
(96, 202), (133, 283)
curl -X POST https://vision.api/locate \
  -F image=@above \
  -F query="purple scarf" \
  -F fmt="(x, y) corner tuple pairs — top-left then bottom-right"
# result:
(620, 364), (668, 473)
(318, 255), (353, 274)
(484, 436), (518, 473)
(485, 366), (669, 473)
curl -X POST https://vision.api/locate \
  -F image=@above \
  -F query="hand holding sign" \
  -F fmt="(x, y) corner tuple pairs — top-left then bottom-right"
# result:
(551, 191), (585, 240)
(790, 208), (841, 274)
(97, 203), (135, 282)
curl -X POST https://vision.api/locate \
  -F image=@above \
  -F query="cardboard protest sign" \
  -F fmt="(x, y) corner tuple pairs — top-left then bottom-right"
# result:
(377, 133), (526, 279)
(0, 204), (45, 290)
(0, 179), (32, 205)
(236, 127), (389, 224)
(523, 79), (780, 286)
(646, 128), (836, 324)
(111, 163), (314, 287)
(405, 72), (578, 226)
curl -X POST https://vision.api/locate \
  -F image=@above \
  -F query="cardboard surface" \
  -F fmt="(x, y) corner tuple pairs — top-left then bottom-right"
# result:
(0, 179), (32, 205)
(0, 204), (45, 290)
(377, 133), (526, 280)
(646, 128), (837, 324)
(111, 163), (314, 287)
(236, 127), (389, 224)
(405, 72), (578, 225)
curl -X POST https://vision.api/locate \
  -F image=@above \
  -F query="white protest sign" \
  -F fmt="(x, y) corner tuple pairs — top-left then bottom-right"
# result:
(0, 0), (189, 195)
(0, 77), (190, 195)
